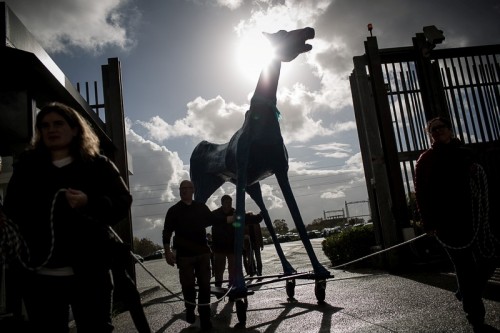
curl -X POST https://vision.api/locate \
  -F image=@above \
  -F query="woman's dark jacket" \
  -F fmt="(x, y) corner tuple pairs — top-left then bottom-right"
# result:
(415, 138), (476, 246)
(3, 150), (132, 272)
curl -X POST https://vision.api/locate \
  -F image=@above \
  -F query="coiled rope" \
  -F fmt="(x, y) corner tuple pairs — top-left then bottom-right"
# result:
(0, 188), (66, 271)
(0, 188), (229, 307)
(436, 163), (499, 258)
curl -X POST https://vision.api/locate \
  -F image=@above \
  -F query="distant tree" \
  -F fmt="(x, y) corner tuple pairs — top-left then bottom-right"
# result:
(261, 227), (271, 239)
(133, 237), (162, 256)
(348, 217), (364, 225)
(273, 219), (289, 235)
(305, 217), (346, 231)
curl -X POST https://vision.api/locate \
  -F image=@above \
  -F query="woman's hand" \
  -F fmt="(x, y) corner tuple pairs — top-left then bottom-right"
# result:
(65, 188), (88, 209)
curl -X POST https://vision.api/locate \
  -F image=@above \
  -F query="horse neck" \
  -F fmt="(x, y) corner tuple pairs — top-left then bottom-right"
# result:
(252, 59), (281, 102)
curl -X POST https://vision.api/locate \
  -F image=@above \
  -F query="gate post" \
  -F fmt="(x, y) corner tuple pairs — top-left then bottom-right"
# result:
(350, 48), (406, 268)
(102, 58), (135, 280)
(412, 32), (449, 120)
(363, 37), (411, 267)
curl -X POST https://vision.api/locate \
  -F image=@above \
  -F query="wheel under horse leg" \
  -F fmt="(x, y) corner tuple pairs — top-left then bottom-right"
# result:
(190, 27), (331, 316)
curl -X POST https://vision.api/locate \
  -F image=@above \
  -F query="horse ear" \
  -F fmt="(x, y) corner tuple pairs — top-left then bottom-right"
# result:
(262, 30), (287, 43)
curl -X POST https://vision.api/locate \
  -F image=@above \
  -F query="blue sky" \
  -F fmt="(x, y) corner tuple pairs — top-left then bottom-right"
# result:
(6, 0), (500, 245)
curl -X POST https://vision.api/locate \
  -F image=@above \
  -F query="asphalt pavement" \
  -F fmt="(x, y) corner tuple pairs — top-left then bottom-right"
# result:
(112, 238), (500, 333)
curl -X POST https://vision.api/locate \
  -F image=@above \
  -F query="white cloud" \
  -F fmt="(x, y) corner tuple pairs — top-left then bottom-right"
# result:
(138, 89), (338, 146)
(5, 0), (139, 53)
(125, 119), (188, 242)
(316, 151), (350, 158)
(215, 0), (243, 10)
(260, 183), (286, 210)
(320, 190), (346, 199)
(138, 96), (248, 143)
(277, 84), (335, 143)
(311, 142), (351, 152)
(311, 142), (352, 159)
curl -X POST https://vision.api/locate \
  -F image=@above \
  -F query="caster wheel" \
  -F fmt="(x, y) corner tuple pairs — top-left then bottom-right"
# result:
(286, 279), (296, 299)
(315, 279), (326, 303)
(235, 298), (248, 323)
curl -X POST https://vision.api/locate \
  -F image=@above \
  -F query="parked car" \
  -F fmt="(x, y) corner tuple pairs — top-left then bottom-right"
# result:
(132, 253), (144, 263)
(307, 230), (322, 239)
(263, 236), (274, 245)
(143, 249), (165, 261)
(321, 227), (341, 237)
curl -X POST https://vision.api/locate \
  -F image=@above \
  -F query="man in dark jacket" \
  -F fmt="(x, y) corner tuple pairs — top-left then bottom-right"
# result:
(211, 195), (263, 286)
(162, 180), (214, 331)
(415, 117), (496, 332)
(248, 223), (264, 276)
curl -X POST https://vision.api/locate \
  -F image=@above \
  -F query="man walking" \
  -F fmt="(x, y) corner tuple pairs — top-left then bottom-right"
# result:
(248, 223), (264, 277)
(163, 180), (213, 331)
(211, 195), (263, 284)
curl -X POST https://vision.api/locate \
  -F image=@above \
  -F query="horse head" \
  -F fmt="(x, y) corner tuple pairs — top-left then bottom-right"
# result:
(263, 27), (315, 62)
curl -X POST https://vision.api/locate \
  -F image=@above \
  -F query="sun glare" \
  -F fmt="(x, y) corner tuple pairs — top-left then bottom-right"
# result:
(235, 31), (275, 80)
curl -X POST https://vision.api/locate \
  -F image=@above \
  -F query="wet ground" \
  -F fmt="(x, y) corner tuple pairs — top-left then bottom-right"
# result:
(112, 238), (500, 333)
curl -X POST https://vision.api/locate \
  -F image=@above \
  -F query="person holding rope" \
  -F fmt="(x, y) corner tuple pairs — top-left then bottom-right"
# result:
(415, 116), (497, 333)
(162, 180), (219, 332)
(3, 102), (133, 332)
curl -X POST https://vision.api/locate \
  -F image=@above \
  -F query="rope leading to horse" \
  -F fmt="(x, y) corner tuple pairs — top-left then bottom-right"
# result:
(131, 233), (429, 307)
(331, 234), (427, 270)
(108, 227), (232, 307)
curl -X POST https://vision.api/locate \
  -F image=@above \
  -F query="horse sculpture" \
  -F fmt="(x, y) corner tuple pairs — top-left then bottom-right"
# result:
(190, 27), (331, 300)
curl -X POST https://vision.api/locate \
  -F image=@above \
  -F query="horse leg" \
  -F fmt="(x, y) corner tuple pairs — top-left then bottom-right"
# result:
(246, 183), (296, 275)
(275, 171), (331, 278)
(232, 136), (251, 294)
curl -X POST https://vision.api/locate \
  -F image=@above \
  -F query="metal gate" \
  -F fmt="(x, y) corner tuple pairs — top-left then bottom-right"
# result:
(350, 28), (500, 265)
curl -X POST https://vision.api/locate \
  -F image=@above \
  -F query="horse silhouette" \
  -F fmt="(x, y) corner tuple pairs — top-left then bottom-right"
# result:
(190, 27), (331, 294)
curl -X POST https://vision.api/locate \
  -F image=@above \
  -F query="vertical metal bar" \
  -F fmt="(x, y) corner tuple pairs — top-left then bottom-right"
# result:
(478, 57), (498, 139)
(490, 55), (500, 139)
(473, 56), (494, 140)
(464, 57), (486, 141)
(395, 62), (411, 152)
(386, 63), (404, 152)
(489, 55), (500, 132)
(401, 160), (411, 200)
(85, 81), (90, 105)
(484, 57), (500, 138)
(457, 56), (479, 142)
(444, 59), (465, 138)
(451, 58), (472, 142)
(439, 61), (454, 129)
(399, 65), (418, 151)
(94, 81), (100, 118)
(409, 67), (428, 151)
